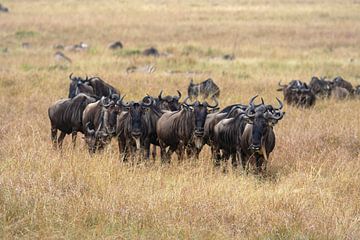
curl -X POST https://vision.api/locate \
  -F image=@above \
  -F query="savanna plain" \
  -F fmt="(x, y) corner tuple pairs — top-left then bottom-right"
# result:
(1, 0), (360, 239)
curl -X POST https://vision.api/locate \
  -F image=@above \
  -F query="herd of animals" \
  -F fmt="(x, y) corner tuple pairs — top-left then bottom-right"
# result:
(277, 76), (360, 108)
(48, 74), (359, 173)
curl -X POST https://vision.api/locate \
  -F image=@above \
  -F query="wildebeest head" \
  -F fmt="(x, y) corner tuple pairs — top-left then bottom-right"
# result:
(68, 73), (94, 98)
(183, 96), (219, 136)
(309, 76), (332, 98)
(84, 122), (109, 153)
(246, 96), (284, 151)
(156, 90), (182, 111)
(122, 96), (153, 149)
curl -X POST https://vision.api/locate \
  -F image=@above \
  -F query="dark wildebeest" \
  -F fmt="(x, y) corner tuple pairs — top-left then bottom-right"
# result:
(156, 97), (218, 162)
(331, 76), (353, 94)
(68, 73), (120, 98)
(277, 80), (316, 108)
(239, 96), (284, 173)
(203, 102), (248, 161)
(117, 97), (154, 161)
(188, 78), (220, 100)
(154, 90), (182, 111)
(143, 47), (159, 57)
(48, 93), (97, 148)
(82, 95), (124, 153)
(309, 76), (332, 98)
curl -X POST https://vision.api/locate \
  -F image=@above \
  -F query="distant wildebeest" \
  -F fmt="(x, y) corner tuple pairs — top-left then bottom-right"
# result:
(239, 96), (284, 173)
(156, 97), (218, 162)
(117, 97), (154, 161)
(277, 80), (316, 108)
(54, 51), (72, 63)
(0, 4), (9, 12)
(82, 95), (124, 153)
(143, 47), (159, 57)
(309, 76), (332, 98)
(331, 86), (350, 100)
(331, 76), (353, 93)
(188, 78), (220, 100)
(68, 73), (120, 99)
(48, 93), (97, 148)
(108, 41), (123, 50)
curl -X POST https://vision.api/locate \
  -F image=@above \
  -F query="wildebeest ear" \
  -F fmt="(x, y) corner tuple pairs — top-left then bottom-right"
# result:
(189, 78), (194, 85)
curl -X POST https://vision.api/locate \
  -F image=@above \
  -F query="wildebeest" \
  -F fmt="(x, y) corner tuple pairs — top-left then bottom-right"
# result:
(331, 76), (353, 93)
(239, 96), (284, 173)
(188, 78), (220, 100)
(156, 97), (218, 162)
(117, 97), (154, 161)
(331, 86), (350, 100)
(82, 95), (124, 153)
(204, 102), (248, 161)
(68, 73), (120, 99)
(154, 90), (182, 111)
(143, 47), (159, 57)
(277, 80), (316, 108)
(309, 76), (332, 98)
(48, 93), (97, 148)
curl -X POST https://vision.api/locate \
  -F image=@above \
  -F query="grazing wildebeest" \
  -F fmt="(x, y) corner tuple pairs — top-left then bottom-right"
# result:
(117, 97), (154, 161)
(143, 47), (159, 56)
(68, 73), (120, 99)
(309, 76), (332, 98)
(331, 76), (353, 93)
(156, 97), (218, 162)
(82, 95), (124, 153)
(277, 80), (316, 108)
(188, 78), (220, 100)
(48, 93), (97, 148)
(239, 96), (284, 173)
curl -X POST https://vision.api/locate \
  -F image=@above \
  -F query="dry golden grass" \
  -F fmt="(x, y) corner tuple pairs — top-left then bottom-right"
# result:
(1, 0), (360, 239)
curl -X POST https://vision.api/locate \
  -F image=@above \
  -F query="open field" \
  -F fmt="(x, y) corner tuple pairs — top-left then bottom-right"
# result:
(1, 0), (360, 239)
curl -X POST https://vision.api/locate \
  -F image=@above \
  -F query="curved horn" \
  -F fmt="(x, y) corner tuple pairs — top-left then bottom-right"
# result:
(274, 97), (283, 110)
(142, 96), (153, 107)
(175, 90), (182, 100)
(206, 98), (219, 108)
(265, 111), (284, 121)
(116, 94), (125, 105)
(261, 97), (264, 105)
(85, 75), (89, 81)
(158, 90), (163, 100)
(278, 81), (286, 88)
(69, 73), (75, 81)
(248, 95), (258, 107)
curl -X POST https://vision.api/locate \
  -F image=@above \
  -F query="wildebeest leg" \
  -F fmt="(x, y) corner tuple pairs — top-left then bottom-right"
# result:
(159, 140), (169, 163)
(231, 152), (238, 167)
(57, 131), (66, 149)
(51, 127), (57, 149)
(254, 152), (262, 174)
(71, 130), (77, 148)
(143, 139), (151, 160)
(151, 145), (157, 160)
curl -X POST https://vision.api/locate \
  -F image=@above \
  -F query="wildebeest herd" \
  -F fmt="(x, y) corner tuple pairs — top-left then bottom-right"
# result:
(277, 76), (360, 108)
(48, 74), (358, 173)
